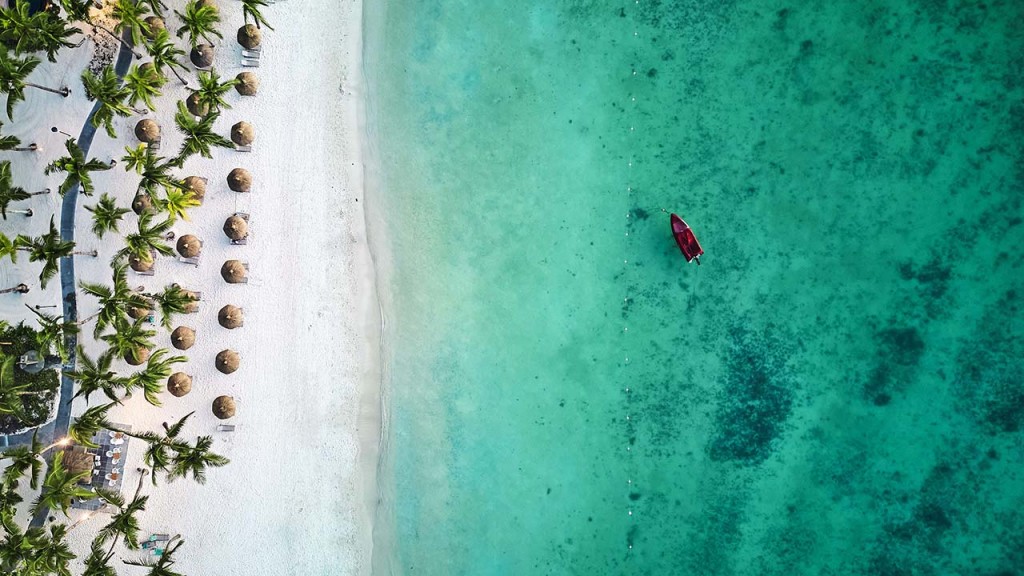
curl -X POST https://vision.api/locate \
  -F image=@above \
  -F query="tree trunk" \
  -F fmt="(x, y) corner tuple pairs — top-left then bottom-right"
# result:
(6, 208), (32, 217)
(25, 82), (69, 97)
(93, 23), (143, 59)
(74, 250), (99, 257)
(30, 188), (49, 195)
(169, 65), (189, 87)
(0, 283), (29, 294)
(13, 143), (38, 151)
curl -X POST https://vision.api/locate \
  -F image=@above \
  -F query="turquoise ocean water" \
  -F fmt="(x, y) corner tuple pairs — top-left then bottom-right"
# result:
(364, 1), (1024, 573)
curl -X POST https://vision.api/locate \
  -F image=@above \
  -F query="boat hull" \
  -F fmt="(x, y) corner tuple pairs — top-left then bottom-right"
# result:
(670, 213), (703, 263)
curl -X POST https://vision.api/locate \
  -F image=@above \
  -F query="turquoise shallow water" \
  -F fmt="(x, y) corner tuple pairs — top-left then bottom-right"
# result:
(364, 1), (1024, 573)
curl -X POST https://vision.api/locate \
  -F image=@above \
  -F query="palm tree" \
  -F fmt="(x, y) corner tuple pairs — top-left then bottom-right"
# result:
(20, 216), (96, 288)
(101, 316), (155, 365)
(150, 284), (198, 328)
(124, 534), (184, 575)
(0, 353), (33, 422)
(79, 261), (150, 338)
(0, 51), (69, 120)
(68, 402), (115, 448)
(242, 0), (273, 30)
(157, 186), (199, 222)
(127, 348), (185, 406)
(173, 101), (232, 164)
(174, 0), (221, 48)
(122, 144), (182, 194)
(112, 0), (151, 51)
(95, 471), (148, 549)
(189, 68), (237, 114)
(44, 138), (113, 196)
(146, 28), (189, 86)
(85, 193), (130, 238)
(124, 63), (165, 111)
(115, 211), (173, 264)
(0, 0), (79, 62)
(0, 120), (37, 151)
(26, 304), (78, 362)
(81, 538), (117, 576)
(0, 160), (47, 219)
(0, 232), (22, 263)
(170, 435), (228, 484)
(59, 0), (143, 59)
(32, 451), (94, 516)
(68, 348), (126, 404)
(135, 412), (191, 484)
(81, 66), (136, 138)
(27, 522), (75, 575)
(0, 430), (44, 490)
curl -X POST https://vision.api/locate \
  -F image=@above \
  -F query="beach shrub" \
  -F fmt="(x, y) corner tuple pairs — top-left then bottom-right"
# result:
(0, 322), (59, 434)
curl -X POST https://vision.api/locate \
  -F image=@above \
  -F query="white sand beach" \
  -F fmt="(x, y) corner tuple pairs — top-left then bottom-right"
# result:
(0, 0), (377, 574)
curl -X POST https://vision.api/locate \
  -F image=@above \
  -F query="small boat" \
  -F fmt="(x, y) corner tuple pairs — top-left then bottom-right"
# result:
(670, 213), (703, 264)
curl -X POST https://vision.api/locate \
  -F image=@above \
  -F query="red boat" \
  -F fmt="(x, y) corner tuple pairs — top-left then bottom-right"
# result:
(670, 213), (703, 264)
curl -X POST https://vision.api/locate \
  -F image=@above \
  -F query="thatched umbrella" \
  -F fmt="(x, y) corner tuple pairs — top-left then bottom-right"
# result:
(213, 395), (235, 419)
(223, 215), (248, 241)
(132, 191), (154, 215)
(197, 0), (217, 10)
(135, 119), (160, 143)
(125, 347), (150, 366)
(230, 121), (254, 146)
(61, 448), (94, 478)
(171, 326), (195, 350)
(127, 297), (153, 319)
(235, 71), (259, 96)
(128, 253), (154, 273)
(140, 62), (159, 80)
(168, 372), (192, 397)
(215, 349), (240, 374)
(183, 290), (201, 313)
(221, 260), (248, 284)
(143, 16), (165, 39)
(185, 92), (209, 117)
(182, 176), (206, 203)
(218, 304), (243, 329)
(190, 44), (215, 69)
(237, 24), (261, 49)
(176, 234), (202, 258)
(227, 168), (251, 192)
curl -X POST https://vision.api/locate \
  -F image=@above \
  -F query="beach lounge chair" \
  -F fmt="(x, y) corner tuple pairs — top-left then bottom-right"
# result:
(234, 142), (253, 152)
(217, 424), (236, 432)
(242, 48), (262, 59)
(241, 55), (260, 68)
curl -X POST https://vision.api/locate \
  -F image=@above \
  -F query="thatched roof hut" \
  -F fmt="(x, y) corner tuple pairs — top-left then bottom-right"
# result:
(127, 297), (153, 319)
(128, 253), (154, 273)
(176, 234), (202, 258)
(140, 62), (159, 80)
(143, 16), (164, 39)
(213, 395), (235, 419)
(168, 372), (192, 397)
(215, 349), (240, 374)
(235, 71), (259, 96)
(223, 215), (248, 241)
(218, 304), (243, 329)
(196, 0), (217, 10)
(183, 290), (201, 313)
(231, 122), (255, 146)
(190, 44), (215, 69)
(227, 167), (251, 192)
(237, 24), (261, 49)
(134, 119), (160, 143)
(221, 260), (248, 284)
(185, 92), (209, 117)
(182, 176), (206, 203)
(132, 191), (154, 215)
(62, 447), (94, 479)
(171, 326), (195, 350)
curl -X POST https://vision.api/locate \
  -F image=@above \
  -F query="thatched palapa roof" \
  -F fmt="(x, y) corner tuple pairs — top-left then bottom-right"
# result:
(135, 119), (160, 143)
(213, 395), (235, 419)
(223, 215), (248, 241)
(218, 304), (243, 329)
(171, 326), (195, 350)
(227, 168), (251, 192)
(182, 176), (206, 203)
(231, 122), (255, 146)
(168, 372), (192, 397)
(124, 346), (150, 366)
(128, 253), (154, 273)
(62, 447), (94, 479)
(216, 349), (240, 374)
(235, 72), (259, 96)
(221, 260), (248, 284)
(176, 234), (202, 258)
(190, 44), (215, 69)
(237, 24), (262, 49)
(185, 92), (209, 117)
(143, 16), (164, 39)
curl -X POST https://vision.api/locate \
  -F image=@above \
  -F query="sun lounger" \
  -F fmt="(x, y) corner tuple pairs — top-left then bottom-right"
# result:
(217, 424), (236, 432)
(178, 255), (201, 266)
(234, 143), (252, 152)
(241, 57), (260, 68)
(241, 48), (262, 58)
(135, 268), (155, 276)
